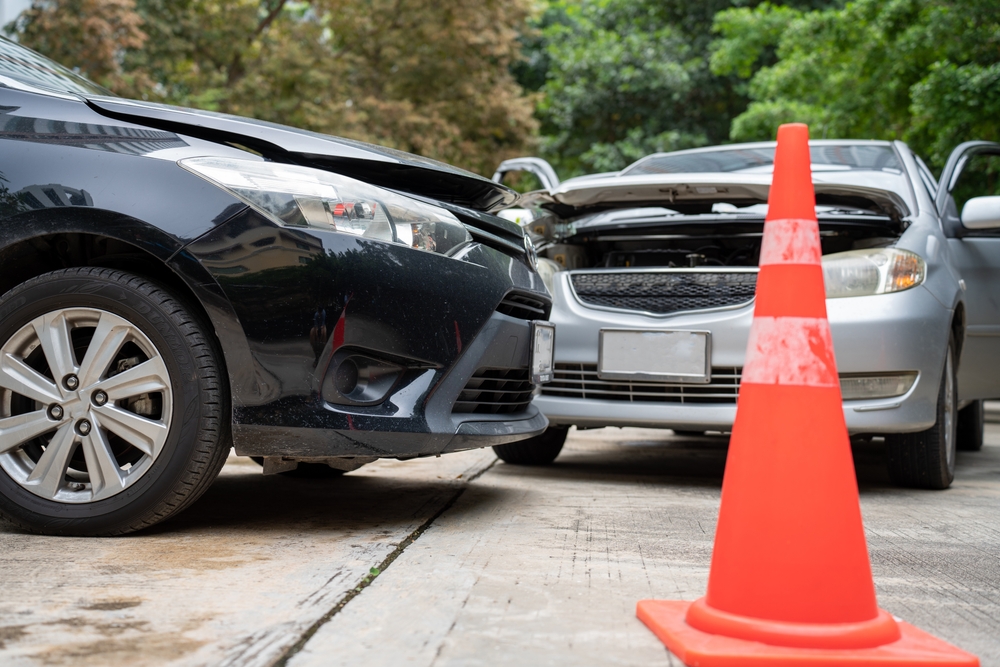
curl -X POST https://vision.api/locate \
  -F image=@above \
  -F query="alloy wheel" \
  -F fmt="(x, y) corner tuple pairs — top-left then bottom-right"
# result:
(0, 308), (172, 503)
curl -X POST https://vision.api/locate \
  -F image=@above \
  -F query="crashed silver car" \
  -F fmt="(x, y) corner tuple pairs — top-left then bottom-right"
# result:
(491, 141), (1000, 489)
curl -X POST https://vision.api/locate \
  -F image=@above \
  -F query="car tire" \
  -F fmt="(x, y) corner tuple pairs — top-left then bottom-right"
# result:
(885, 339), (957, 490)
(250, 457), (346, 478)
(0, 268), (229, 536)
(493, 426), (568, 465)
(956, 400), (984, 452)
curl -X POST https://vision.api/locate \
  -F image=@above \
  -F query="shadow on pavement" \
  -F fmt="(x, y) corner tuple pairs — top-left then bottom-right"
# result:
(0, 462), (508, 538)
(148, 469), (509, 536)
(490, 428), (982, 494)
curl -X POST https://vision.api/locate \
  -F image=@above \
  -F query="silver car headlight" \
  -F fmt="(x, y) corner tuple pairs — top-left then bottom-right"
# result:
(822, 248), (926, 298)
(180, 157), (471, 256)
(535, 258), (563, 295)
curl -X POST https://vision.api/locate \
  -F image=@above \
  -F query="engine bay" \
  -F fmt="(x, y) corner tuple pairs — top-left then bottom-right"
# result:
(528, 198), (906, 270)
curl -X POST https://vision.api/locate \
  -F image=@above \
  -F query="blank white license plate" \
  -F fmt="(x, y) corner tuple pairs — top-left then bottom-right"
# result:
(598, 330), (711, 383)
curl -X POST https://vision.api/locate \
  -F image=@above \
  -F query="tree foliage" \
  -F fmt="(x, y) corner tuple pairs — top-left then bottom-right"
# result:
(7, 0), (538, 175)
(711, 0), (1000, 169)
(519, 0), (840, 177)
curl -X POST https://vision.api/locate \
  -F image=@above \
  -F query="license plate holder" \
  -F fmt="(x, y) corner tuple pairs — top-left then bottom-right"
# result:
(530, 321), (556, 384)
(598, 329), (711, 383)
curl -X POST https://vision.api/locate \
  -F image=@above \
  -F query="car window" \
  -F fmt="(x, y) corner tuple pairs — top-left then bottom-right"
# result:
(0, 37), (112, 96)
(950, 152), (1000, 214)
(624, 144), (902, 176)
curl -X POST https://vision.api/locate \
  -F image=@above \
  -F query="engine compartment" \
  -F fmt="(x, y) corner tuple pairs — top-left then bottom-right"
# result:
(531, 199), (905, 270)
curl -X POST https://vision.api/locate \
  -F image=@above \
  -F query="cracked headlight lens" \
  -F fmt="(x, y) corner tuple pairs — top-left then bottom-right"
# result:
(822, 248), (925, 298)
(180, 157), (471, 255)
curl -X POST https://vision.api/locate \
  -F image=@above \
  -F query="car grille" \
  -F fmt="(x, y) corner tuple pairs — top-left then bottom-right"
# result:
(496, 292), (550, 320)
(541, 364), (741, 404)
(454, 368), (534, 414)
(570, 271), (757, 315)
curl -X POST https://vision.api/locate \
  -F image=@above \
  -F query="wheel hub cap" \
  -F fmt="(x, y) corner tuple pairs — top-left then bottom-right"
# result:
(0, 308), (173, 504)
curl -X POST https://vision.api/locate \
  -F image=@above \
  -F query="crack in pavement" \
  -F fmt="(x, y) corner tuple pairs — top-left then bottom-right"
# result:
(272, 459), (498, 667)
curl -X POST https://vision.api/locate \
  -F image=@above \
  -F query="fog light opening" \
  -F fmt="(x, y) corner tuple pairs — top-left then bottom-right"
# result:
(839, 372), (918, 401)
(322, 351), (405, 406)
(335, 358), (360, 395)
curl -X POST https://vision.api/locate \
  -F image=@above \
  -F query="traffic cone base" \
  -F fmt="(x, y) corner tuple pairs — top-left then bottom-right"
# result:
(685, 597), (900, 649)
(637, 600), (980, 667)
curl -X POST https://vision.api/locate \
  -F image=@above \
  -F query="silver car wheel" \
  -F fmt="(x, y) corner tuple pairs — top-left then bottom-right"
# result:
(0, 308), (172, 504)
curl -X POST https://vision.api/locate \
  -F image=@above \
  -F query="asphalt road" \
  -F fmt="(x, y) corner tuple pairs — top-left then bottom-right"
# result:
(1, 422), (999, 666)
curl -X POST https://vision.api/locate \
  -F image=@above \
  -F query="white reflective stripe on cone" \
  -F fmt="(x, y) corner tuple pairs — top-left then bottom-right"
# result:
(742, 316), (838, 387)
(759, 218), (821, 266)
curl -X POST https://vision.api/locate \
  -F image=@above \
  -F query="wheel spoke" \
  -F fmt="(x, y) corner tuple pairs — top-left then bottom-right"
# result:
(94, 356), (169, 401)
(80, 427), (125, 500)
(77, 314), (130, 387)
(32, 312), (78, 384)
(0, 409), (58, 454)
(25, 424), (77, 499)
(93, 405), (166, 458)
(0, 353), (62, 405)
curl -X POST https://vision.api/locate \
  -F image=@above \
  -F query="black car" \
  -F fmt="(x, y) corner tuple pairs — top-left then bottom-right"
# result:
(0, 38), (553, 536)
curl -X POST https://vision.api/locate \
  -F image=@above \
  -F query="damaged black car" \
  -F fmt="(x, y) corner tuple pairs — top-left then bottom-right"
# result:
(0, 38), (553, 535)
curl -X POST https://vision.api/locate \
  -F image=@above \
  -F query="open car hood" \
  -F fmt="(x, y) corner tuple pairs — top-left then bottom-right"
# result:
(86, 96), (518, 212)
(524, 173), (911, 220)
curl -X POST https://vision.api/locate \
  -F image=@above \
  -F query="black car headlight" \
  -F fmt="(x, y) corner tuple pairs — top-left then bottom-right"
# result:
(180, 157), (471, 255)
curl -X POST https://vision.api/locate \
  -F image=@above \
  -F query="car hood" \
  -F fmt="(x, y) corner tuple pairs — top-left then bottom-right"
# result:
(523, 172), (911, 219)
(86, 96), (518, 213)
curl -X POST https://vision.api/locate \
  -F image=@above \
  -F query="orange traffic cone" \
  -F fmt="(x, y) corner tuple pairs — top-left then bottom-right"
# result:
(636, 123), (979, 666)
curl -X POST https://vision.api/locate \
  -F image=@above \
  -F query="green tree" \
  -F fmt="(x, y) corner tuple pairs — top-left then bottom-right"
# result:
(521, 0), (840, 177)
(6, 0), (537, 175)
(8, 0), (151, 95)
(711, 0), (1000, 169)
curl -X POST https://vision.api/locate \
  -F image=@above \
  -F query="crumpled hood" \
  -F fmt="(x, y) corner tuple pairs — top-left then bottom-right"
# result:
(86, 96), (518, 213)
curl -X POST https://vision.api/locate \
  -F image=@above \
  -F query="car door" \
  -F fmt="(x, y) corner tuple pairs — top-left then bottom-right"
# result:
(937, 141), (1000, 399)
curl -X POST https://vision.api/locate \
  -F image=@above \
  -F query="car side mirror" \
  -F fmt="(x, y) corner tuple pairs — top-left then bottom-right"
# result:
(961, 196), (1000, 229)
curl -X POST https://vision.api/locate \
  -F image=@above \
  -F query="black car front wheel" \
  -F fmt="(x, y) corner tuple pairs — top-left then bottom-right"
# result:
(493, 426), (568, 465)
(886, 340), (957, 490)
(0, 268), (229, 535)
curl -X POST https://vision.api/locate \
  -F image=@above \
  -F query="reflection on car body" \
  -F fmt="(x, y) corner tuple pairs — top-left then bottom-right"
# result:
(495, 140), (1000, 489)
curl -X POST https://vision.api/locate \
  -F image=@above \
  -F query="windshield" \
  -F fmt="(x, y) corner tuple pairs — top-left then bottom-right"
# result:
(623, 144), (902, 176)
(0, 37), (112, 96)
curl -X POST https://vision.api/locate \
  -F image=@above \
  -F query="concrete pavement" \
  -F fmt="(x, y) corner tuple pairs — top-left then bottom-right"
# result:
(1, 425), (999, 666)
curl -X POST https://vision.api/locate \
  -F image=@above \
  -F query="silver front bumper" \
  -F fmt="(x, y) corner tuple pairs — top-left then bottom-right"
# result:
(537, 272), (951, 435)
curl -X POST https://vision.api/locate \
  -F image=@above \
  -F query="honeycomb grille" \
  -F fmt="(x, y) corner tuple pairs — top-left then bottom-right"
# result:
(454, 368), (534, 414)
(541, 364), (741, 404)
(570, 271), (757, 314)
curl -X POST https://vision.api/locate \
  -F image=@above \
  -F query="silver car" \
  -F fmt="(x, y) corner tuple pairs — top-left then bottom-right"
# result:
(491, 140), (1000, 489)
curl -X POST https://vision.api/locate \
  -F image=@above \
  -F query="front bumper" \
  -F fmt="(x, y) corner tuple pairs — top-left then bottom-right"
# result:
(184, 208), (551, 458)
(536, 272), (951, 435)
(232, 310), (550, 459)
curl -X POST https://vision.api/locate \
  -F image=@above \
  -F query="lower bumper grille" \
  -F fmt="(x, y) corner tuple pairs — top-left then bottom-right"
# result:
(496, 292), (550, 320)
(570, 271), (756, 315)
(454, 368), (534, 414)
(541, 364), (741, 404)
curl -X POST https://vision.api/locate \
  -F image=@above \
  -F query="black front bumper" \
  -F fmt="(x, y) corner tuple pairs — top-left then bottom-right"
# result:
(231, 310), (548, 458)
(182, 207), (551, 459)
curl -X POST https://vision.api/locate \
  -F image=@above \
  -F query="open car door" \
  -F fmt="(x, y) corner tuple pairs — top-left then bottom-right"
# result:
(937, 140), (1000, 400)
